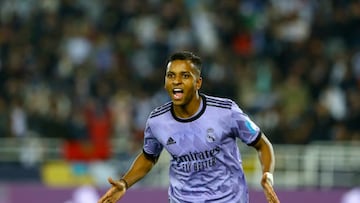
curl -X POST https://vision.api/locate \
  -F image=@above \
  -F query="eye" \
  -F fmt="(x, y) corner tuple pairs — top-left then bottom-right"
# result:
(166, 73), (175, 79)
(182, 73), (190, 79)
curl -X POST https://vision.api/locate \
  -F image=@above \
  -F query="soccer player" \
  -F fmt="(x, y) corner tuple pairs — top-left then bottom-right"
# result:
(98, 51), (280, 203)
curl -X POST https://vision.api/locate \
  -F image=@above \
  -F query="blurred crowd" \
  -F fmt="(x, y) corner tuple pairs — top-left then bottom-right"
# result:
(0, 0), (359, 160)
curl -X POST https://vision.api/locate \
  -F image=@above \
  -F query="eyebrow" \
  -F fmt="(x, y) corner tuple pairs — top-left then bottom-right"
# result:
(167, 70), (191, 74)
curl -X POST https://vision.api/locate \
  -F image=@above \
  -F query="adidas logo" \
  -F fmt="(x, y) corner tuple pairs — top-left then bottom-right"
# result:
(166, 137), (176, 145)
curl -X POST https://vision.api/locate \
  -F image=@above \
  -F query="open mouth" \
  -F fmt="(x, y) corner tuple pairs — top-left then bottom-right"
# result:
(172, 88), (184, 100)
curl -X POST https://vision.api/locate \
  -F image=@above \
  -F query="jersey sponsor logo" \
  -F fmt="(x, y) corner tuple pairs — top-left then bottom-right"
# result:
(172, 146), (220, 172)
(172, 146), (220, 163)
(166, 137), (176, 145)
(206, 128), (216, 142)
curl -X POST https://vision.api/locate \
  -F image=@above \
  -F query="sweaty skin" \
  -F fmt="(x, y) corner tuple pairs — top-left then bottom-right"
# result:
(164, 60), (202, 118)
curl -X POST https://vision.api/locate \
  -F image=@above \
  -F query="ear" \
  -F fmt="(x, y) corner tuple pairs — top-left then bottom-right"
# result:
(196, 77), (202, 90)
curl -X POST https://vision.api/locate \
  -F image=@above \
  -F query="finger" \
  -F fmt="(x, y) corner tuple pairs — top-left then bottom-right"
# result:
(98, 193), (111, 203)
(263, 183), (280, 203)
(265, 189), (278, 202)
(101, 197), (113, 203)
(108, 177), (120, 187)
(98, 178), (115, 203)
(267, 192), (279, 203)
(108, 177), (114, 184)
(108, 177), (123, 189)
(98, 190), (113, 203)
(98, 196), (106, 203)
(98, 194), (107, 203)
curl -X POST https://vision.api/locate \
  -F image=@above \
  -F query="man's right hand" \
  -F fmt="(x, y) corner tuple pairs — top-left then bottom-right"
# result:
(98, 177), (127, 203)
(261, 173), (280, 203)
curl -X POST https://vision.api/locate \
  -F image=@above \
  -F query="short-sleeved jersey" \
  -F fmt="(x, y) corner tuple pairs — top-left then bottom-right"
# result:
(143, 94), (261, 203)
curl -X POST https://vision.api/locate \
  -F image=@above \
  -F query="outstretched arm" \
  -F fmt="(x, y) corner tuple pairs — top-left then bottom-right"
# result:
(253, 133), (280, 203)
(98, 151), (157, 203)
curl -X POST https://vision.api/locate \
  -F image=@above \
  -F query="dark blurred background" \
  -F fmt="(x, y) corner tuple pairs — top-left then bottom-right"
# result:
(0, 0), (359, 203)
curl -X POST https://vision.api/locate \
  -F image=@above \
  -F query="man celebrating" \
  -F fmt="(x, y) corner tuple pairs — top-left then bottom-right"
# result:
(98, 51), (280, 203)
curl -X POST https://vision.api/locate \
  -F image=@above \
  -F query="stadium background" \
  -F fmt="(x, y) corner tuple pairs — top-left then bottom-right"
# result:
(0, 0), (359, 202)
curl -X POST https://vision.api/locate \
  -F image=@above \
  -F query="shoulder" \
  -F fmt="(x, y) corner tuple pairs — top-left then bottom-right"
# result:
(204, 94), (234, 110)
(149, 101), (172, 119)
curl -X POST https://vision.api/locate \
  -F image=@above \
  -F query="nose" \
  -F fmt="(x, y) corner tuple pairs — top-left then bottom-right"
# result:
(172, 75), (182, 84)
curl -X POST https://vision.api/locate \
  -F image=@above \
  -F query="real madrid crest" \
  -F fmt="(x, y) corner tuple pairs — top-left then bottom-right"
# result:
(206, 128), (216, 142)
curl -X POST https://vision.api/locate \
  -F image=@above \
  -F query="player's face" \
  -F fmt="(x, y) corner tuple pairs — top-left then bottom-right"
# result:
(164, 60), (202, 106)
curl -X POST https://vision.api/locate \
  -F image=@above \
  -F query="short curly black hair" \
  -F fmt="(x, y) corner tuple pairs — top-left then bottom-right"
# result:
(167, 51), (202, 74)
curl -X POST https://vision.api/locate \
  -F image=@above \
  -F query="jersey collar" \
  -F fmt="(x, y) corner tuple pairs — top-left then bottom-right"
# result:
(171, 94), (207, 122)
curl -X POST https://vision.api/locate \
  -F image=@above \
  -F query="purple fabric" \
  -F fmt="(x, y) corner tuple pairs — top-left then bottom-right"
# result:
(143, 95), (260, 202)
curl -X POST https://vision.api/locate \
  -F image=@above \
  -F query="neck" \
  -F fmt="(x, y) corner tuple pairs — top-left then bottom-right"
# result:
(173, 93), (202, 119)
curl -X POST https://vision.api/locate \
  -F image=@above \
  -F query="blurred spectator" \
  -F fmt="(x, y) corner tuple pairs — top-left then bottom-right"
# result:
(0, 0), (359, 156)
(109, 89), (133, 153)
(345, 90), (360, 141)
(9, 97), (27, 137)
(131, 89), (155, 151)
(64, 99), (112, 161)
(0, 96), (9, 137)
(84, 99), (112, 159)
(19, 135), (44, 168)
(67, 107), (88, 141)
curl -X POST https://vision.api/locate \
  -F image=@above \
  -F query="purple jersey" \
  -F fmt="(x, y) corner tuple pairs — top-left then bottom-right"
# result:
(143, 94), (261, 203)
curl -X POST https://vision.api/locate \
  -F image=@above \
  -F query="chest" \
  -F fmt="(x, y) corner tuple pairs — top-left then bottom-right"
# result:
(154, 118), (231, 157)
